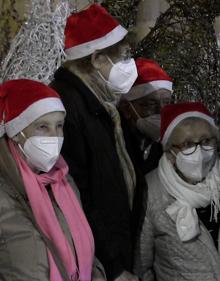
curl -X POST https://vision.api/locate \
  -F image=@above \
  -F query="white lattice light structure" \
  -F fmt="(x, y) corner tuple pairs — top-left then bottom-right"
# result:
(1, 0), (71, 84)
(214, 16), (220, 49)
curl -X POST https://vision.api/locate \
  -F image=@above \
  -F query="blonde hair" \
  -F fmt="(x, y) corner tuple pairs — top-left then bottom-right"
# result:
(63, 37), (131, 104)
(164, 117), (219, 152)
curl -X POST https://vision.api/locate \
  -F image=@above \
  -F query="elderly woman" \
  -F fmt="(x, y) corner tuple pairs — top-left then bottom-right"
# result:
(134, 102), (220, 281)
(0, 79), (105, 281)
(50, 4), (139, 281)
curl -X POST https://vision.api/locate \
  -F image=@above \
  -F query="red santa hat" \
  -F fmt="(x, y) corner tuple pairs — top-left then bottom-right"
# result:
(160, 102), (216, 147)
(125, 57), (173, 101)
(0, 79), (65, 138)
(64, 4), (128, 60)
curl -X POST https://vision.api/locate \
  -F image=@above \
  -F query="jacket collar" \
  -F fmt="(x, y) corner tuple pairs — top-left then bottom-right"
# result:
(54, 67), (107, 116)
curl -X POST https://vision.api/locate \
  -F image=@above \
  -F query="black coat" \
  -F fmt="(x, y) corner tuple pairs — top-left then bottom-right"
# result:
(50, 67), (132, 280)
(120, 114), (162, 176)
(119, 114), (162, 240)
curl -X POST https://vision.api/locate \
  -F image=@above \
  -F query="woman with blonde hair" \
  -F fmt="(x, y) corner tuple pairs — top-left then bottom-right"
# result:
(134, 102), (220, 281)
(0, 79), (105, 281)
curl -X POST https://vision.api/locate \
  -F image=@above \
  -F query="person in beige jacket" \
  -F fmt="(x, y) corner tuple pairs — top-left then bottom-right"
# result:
(0, 79), (105, 281)
(134, 102), (220, 281)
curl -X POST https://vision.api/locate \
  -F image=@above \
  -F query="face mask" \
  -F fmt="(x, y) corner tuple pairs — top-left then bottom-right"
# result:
(99, 57), (138, 94)
(19, 134), (64, 172)
(174, 145), (216, 182)
(136, 114), (161, 141)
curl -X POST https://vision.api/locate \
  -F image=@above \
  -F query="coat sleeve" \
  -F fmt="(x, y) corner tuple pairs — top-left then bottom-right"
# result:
(133, 190), (155, 281)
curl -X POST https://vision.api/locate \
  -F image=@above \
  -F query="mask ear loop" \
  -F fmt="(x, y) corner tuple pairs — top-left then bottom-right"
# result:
(96, 55), (114, 83)
(16, 131), (27, 157)
(97, 70), (108, 83)
(20, 131), (27, 140)
(170, 149), (177, 158)
(128, 101), (141, 119)
(98, 54), (128, 83)
(105, 55), (114, 66)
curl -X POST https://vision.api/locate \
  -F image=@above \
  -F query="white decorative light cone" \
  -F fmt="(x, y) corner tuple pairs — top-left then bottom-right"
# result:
(0, 0), (71, 84)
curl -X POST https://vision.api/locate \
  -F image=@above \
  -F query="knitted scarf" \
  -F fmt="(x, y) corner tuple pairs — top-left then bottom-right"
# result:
(103, 101), (136, 209)
(158, 153), (220, 242)
(9, 140), (94, 281)
(75, 69), (136, 210)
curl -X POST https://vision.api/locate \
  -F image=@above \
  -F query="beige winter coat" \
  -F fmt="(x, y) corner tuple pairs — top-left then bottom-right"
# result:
(0, 173), (105, 281)
(134, 168), (220, 281)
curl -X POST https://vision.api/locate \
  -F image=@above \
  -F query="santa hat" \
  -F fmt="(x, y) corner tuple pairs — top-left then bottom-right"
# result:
(160, 102), (216, 147)
(0, 79), (65, 138)
(64, 4), (128, 60)
(125, 58), (173, 101)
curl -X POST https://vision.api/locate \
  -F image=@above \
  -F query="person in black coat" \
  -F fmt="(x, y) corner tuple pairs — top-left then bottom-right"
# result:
(118, 57), (173, 176)
(118, 58), (173, 236)
(50, 4), (139, 281)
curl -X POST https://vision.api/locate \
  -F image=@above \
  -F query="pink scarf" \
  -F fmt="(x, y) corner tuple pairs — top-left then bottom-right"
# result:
(9, 140), (94, 281)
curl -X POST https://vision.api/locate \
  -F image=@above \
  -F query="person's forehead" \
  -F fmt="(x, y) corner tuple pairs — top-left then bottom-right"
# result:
(133, 89), (171, 104)
(170, 118), (214, 143)
(34, 111), (65, 124)
(147, 89), (171, 99)
(104, 40), (130, 55)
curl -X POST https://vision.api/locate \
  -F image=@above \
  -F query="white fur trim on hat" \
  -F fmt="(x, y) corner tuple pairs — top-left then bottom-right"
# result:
(5, 97), (66, 138)
(65, 25), (128, 60)
(162, 111), (216, 147)
(126, 80), (173, 101)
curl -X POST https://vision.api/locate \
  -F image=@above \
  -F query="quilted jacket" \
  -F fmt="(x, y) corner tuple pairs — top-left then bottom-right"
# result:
(0, 173), (105, 281)
(134, 168), (220, 281)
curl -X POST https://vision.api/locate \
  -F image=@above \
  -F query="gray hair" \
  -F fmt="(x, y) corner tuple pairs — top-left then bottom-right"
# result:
(164, 117), (219, 152)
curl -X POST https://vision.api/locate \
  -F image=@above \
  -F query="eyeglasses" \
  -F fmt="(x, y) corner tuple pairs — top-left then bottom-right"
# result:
(172, 137), (217, 155)
(132, 99), (166, 117)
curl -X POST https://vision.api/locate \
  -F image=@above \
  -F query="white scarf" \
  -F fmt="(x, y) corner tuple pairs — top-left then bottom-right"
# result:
(158, 154), (220, 241)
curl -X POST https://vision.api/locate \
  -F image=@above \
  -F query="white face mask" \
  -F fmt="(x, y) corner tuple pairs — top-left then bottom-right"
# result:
(99, 57), (138, 94)
(174, 145), (216, 182)
(19, 134), (64, 172)
(136, 114), (161, 141)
